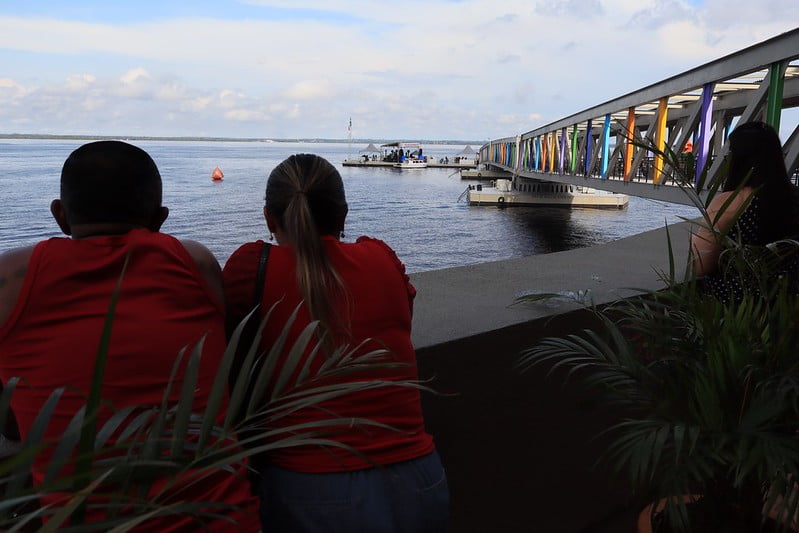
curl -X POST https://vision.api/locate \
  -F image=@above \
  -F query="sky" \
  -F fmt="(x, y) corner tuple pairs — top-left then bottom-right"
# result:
(0, 1), (796, 141)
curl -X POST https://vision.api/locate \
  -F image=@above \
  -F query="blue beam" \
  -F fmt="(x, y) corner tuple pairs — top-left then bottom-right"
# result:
(601, 114), (611, 179)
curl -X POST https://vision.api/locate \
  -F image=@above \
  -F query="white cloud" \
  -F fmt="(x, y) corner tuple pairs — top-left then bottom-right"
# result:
(0, 78), (27, 98)
(65, 74), (96, 91)
(120, 68), (151, 84)
(224, 109), (269, 121)
(0, 1), (795, 139)
(218, 89), (244, 108)
(156, 83), (187, 101)
(282, 79), (334, 100)
(536, 0), (604, 18)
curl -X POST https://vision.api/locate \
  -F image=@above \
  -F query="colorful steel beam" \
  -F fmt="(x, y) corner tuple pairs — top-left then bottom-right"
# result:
(766, 61), (785, 130)
(584, 119), (592, 176)
(623, 107), (635, 181)
(653, 97), (668, 185)
(695, 83), (714, 186)
(570, 124), (578, 174)
(601, 114), (611, 179)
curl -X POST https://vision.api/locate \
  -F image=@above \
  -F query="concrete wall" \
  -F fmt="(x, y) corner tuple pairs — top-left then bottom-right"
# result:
(409, 222), (692, 532)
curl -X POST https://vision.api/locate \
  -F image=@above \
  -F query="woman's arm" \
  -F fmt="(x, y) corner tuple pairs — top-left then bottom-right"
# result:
(221, 243), (262, 340)
(181, 239), (225, 311)
(691, 188), (754, 277)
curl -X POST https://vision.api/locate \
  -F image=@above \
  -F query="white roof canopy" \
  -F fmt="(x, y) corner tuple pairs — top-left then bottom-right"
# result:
(457, 145), (477, 155)
(359, 143), (381, 153)
(380, 141), (421, 149)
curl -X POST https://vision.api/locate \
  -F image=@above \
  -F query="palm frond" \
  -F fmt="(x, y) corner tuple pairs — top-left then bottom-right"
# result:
(515, 136), (799, 528)
(0, 263), (431, 530)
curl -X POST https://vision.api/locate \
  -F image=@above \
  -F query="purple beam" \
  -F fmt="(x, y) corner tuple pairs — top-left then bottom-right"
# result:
(695, 83), (714, 186)
(584, 119), (593, 176)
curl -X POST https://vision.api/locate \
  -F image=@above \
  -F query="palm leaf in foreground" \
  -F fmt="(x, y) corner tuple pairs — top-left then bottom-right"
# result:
(0, 292), (427, 531)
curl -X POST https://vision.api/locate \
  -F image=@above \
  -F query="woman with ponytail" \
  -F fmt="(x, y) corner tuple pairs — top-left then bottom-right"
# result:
(222, 154), (448, 533)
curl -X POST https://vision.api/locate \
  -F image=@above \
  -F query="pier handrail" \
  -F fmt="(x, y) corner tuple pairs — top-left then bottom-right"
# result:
(481, 29), (799, 204)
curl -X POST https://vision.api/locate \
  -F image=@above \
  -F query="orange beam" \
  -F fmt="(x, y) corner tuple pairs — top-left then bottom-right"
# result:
(623, 107), (636, 182)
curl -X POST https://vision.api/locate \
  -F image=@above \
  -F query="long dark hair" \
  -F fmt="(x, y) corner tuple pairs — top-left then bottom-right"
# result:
(265, 154), (348, 331)
(723, 121), (798, 241)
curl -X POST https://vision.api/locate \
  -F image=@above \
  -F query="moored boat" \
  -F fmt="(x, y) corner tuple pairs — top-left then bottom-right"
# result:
(381, 141), (428, 169)
(466, 177), (629, 209)
(394, 157), (428, 169)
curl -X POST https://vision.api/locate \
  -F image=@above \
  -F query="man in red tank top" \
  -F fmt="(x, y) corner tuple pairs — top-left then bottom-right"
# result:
(0, 141), (258, 531)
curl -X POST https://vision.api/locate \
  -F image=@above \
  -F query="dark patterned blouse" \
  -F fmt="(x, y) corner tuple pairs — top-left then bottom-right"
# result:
(701, 194), (799, 304)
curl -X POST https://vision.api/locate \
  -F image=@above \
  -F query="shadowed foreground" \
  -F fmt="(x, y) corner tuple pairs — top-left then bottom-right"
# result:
(418, 309), (639, 532)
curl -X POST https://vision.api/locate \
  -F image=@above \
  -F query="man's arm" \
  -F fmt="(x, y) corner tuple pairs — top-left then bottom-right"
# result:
(180, 239), (225, 310)
(0, 246), (35, 328)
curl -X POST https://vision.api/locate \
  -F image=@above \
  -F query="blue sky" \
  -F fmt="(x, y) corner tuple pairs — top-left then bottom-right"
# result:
(0, 0), (796, 140)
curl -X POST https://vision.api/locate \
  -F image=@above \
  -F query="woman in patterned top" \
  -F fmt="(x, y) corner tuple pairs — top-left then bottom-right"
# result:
(691, 121), (799, 302)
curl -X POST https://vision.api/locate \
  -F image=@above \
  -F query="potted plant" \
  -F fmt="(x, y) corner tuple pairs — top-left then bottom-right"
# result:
(516, 143), (799, 532)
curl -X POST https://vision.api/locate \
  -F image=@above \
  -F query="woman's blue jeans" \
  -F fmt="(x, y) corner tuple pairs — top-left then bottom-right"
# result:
(257, 451), (449, 532)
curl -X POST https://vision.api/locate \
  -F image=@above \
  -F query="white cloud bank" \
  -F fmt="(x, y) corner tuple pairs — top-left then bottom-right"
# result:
(0, 1), (796, 139)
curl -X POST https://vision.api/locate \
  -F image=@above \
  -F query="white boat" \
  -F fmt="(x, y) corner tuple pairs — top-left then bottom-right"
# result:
(380, 141), (428, 169)
(467, 177), (629, 209)
(395, 157), (428, 169)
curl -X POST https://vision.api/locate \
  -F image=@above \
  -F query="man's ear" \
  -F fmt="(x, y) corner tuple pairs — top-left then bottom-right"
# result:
(149, 206), (169, 231)
(50, 199), (71, 236)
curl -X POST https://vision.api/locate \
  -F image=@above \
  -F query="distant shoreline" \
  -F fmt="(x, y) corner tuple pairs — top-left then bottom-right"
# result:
(0, 133), (484, 146)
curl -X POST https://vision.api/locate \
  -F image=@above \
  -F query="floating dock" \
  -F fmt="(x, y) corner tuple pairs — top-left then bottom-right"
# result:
(343, 158), (476, 169)
(460, 167), (512, 179)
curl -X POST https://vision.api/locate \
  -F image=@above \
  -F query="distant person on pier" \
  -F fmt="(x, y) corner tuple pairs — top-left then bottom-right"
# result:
(691, 121), (799, 302)
(0, 140), (258, 530)
(222, 153), (449, 533)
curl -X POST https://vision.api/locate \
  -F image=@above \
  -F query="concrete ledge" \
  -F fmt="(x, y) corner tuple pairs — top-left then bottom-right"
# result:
(410, 221), (693, 532)
(410, 221), (692, 350)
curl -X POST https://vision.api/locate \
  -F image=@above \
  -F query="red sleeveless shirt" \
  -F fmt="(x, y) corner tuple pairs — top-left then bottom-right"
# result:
(0, 230), (257, 531)
(223, 236), (435, 473)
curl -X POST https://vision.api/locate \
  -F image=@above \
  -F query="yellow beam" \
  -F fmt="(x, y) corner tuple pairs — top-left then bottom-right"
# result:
(653, 97), (669, 185)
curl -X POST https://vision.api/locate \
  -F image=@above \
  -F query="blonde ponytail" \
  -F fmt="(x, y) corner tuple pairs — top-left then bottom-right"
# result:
(265, 155), (348, 339)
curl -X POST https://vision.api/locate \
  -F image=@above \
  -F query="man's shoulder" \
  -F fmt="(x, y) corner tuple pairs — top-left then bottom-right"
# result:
(0, 244), (38, 327)
(178, 238), (216, 264)
(0, 245), (37, 278)
(175, 238), (224, 310)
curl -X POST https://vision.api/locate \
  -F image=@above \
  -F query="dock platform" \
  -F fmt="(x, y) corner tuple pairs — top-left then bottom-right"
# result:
(342, 159), (476, 169)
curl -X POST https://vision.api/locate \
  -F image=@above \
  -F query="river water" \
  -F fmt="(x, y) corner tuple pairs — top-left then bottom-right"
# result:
(0, 139), (699, 273)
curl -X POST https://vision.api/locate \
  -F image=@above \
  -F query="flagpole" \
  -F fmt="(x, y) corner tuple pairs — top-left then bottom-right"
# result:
(348, 117), (352, 162)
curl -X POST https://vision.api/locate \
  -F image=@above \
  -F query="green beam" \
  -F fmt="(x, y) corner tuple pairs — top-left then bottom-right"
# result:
(765, 61), (785, 130)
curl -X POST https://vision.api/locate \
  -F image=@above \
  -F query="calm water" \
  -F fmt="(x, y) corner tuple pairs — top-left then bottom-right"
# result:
(0, 139), (699, 273)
